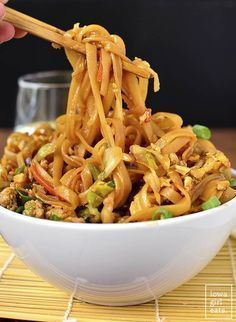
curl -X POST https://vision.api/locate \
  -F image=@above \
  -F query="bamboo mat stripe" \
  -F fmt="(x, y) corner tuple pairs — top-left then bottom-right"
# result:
(0, 252), (15, 279)
(228, 238), (236, 285)
(1, 237), (236, 322)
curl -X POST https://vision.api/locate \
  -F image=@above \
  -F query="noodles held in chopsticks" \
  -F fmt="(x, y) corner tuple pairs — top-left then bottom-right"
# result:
(0, 23), (235, 223)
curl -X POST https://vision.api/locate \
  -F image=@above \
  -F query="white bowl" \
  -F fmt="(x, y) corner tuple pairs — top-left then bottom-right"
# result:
(1, 192), (236, 306)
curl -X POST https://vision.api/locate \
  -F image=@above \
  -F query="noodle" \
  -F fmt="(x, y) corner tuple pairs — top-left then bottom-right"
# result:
(0, 23), (235, 223)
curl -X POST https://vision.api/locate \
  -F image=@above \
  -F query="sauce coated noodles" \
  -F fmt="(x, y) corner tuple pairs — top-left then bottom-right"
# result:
(0, 23), (235, 223)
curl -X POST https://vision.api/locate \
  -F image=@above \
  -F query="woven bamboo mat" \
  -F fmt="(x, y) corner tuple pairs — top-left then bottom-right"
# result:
(0, 237), (236, 322)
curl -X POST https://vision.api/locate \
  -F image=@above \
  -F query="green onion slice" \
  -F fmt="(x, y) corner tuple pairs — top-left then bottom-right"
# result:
(230, 178), (236, 188)
(87, 191), (103, 208)
(145, 152), (157, 170)
(107, 180), (116, 189)
(49, 214), (61, 221)
(16, 189), (32, 203)
(192, 124), (211, 140)
(201, 196), (221, 211)
(152, 208), (173, 221)
(34, 143), (55, 162)
(87, 163), (100, 181)
(16, 206), (24, 213)
(14, 165), (26, 176)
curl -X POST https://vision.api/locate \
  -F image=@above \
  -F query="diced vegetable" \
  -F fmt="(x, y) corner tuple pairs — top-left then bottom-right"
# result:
(90, 180), (115, 198)
(130, 145), (158, 169)
(87, 204), (100, 216)
(145, 152), (157, 170)
(86, 204), (101, 223)
(87, 204), (100, 215)
(87, 162), (100, 181)
(16, 189), (32, 203)
(230, 178), (236, 188)
(79, 207), (90, 216)
(152, 212), (158, 221)
(78, 208), (91, 222)
(49, 214), (61, 221)
(87, 191), (103, 208)
(34, 143), (55, 162)
(78, 205), (100, 223)
(107, 180), (115, 189)
(152, 208), (173, 221)
(14, 165), (26, 176)
(192, 124), (211, 140)
(16, 206), (24, 213)
(160, 211), (173, 220)
(201, 195), (221, 211)
(86, 180), (115, 208)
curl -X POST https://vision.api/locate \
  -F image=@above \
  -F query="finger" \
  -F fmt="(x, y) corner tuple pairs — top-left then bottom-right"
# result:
(0, 2), (5, 19)
(0, 1), (9, 4)
(14, 27), (27, 39)
(0, 21), (15, 42)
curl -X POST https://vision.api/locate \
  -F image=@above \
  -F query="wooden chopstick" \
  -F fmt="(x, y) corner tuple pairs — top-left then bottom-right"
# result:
(3, 6), (150, 78)
(4, 7), (86, 54)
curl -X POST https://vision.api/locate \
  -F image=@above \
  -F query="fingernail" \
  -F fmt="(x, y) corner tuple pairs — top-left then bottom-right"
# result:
(1, 1), (9, 4)
(0, 3), (5, 18)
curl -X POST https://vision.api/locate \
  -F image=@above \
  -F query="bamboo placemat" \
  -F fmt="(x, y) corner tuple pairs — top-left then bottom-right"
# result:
(0, 236), (236, 322)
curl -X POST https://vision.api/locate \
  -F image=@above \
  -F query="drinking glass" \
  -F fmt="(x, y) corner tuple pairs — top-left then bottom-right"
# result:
(15, 70), (71, 132)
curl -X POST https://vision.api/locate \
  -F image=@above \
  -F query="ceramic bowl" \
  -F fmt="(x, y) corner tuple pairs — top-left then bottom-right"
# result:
(0, 190), (236, 306)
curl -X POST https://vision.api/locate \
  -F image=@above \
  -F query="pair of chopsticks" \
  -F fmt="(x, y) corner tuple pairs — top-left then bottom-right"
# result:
(3, 7), (149, 78)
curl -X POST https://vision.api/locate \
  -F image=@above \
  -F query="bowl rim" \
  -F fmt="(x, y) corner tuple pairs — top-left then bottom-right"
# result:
(1, 193), (236, 231)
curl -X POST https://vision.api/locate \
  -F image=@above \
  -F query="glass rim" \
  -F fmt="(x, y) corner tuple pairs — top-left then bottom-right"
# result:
(18, 70), (71, 89)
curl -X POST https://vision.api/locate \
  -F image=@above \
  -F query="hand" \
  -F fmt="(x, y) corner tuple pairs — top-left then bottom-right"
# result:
(0, 0), (27, 42)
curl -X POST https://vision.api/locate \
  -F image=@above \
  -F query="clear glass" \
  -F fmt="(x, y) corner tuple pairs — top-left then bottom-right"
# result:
(15, 70), (71, 132)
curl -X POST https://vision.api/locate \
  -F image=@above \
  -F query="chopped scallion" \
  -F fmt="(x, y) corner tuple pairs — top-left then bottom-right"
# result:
(87, 162), (100, 181)
(49, 214), (60, 221)
(152, 208), (173, 221)
(201, 195), (221, 211)
(107, 180), (116, 189)
(145, 152), (157, 170)
(91, 180), (115, 198)
(14, 165), (25, 176)
(192, 124), (211, 140)
(16, 206), (24, 214)
(87, 191), (103, 208)
(16, 189), (32, 203)
(34, 143), (55, 162)
(230, 178), (236, 188)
